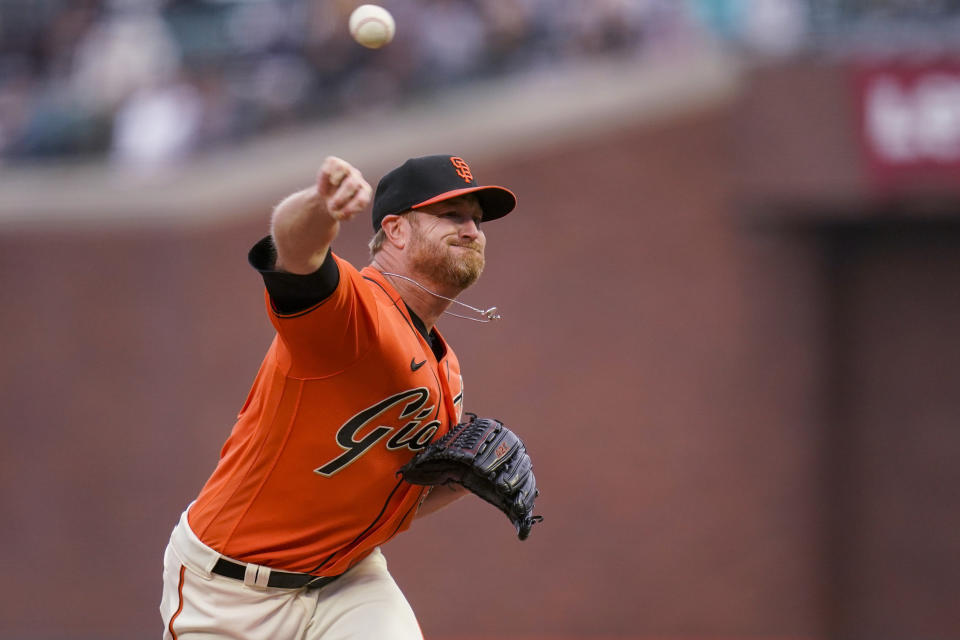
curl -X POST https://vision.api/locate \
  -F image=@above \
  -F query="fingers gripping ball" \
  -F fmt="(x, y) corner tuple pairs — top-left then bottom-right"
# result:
(399, 414), (543, 540)
(349, 4), (395, 49)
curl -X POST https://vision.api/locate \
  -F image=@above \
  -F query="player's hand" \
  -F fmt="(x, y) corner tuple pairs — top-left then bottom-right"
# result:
(318, 156), (372, 222)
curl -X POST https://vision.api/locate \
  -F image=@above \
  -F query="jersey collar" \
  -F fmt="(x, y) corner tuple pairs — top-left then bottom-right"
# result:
(362, 266), (448, 359)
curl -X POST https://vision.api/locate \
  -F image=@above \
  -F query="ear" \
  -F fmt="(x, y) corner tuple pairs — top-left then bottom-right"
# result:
(380, 214), (409, 249)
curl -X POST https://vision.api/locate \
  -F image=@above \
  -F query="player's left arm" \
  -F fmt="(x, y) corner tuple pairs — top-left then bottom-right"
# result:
(400, 415), (543, 539)
(414, 483), (469, 519)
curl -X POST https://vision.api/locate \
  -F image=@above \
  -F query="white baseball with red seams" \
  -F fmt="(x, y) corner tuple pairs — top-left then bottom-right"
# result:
(349, 4), (396, 49)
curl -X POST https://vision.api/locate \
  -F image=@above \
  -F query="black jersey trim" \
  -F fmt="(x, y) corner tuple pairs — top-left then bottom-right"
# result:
(388, 489), (425, 539)
(362, 276), (445, 359)
(406, 307), (446, 360)
(363, 276), (420, 336)
(364, 276), (445, 423)
(310, 478), (406, 573)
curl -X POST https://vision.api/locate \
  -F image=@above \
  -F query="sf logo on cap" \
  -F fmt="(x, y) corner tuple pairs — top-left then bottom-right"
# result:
(450, 157), (473, 183)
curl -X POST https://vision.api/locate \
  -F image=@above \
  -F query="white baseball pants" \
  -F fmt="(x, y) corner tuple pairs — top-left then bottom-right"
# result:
(160, 509), (423, 639)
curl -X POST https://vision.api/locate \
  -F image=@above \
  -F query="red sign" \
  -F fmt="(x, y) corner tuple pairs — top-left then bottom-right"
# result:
(852, 61), (960, 191)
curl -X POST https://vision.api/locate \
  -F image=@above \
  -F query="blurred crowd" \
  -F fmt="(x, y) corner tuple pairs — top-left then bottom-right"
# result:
(6, 0), (950, 167)
(0, 0), (704, 167)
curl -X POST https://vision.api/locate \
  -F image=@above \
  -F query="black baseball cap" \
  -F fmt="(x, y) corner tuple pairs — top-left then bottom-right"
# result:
(371, 155), (516, 232)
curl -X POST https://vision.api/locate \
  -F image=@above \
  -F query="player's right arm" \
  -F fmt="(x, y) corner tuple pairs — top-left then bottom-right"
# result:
(271, 156), (372, 274)
(248, 156), (377, 376)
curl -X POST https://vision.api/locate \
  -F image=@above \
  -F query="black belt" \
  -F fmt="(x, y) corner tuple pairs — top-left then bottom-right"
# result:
(212, 557), (341, 590)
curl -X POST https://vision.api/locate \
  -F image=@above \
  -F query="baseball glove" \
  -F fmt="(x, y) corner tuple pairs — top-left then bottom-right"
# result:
(399, 414), (543, 540)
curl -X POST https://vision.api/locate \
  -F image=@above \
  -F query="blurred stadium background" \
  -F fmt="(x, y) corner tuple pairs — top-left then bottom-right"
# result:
(2, 1), (959, 639)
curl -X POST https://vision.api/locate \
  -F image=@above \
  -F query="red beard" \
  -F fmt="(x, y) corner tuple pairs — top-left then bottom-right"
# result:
(408, 231), (485, 290)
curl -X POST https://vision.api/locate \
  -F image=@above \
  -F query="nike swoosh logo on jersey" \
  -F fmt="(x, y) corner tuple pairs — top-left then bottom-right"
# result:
(410, 358), (427, 371)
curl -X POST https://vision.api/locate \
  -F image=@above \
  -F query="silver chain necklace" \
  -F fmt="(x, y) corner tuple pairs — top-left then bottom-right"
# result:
(380, 272), (500, 323)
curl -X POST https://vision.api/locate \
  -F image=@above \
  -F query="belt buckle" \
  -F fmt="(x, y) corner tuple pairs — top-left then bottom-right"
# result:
(303, 574), (331, 589)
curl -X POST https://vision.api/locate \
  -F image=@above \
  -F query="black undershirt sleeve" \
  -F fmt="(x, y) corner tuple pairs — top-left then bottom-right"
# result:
(248, 235), (340, 315)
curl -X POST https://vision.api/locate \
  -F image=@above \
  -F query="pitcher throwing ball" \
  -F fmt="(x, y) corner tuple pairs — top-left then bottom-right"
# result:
(160, 154), (542, 639)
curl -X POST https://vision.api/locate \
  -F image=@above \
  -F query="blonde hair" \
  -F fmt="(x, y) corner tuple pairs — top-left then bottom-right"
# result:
(368, 228), (387, 257)
(368, 211), (414, 257)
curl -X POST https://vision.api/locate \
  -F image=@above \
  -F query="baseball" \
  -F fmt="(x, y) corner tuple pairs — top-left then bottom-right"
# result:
(349, 4), (395, 49)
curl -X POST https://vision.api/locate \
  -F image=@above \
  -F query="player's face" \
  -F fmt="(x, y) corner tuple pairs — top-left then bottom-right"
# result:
(407, 195), (485, 289)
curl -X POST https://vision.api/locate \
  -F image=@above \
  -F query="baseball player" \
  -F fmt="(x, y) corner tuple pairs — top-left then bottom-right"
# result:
(160, 154), (519, 639)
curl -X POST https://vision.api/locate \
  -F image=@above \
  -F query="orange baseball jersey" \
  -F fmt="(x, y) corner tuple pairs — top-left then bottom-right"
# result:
(188, 252), (464, 577)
